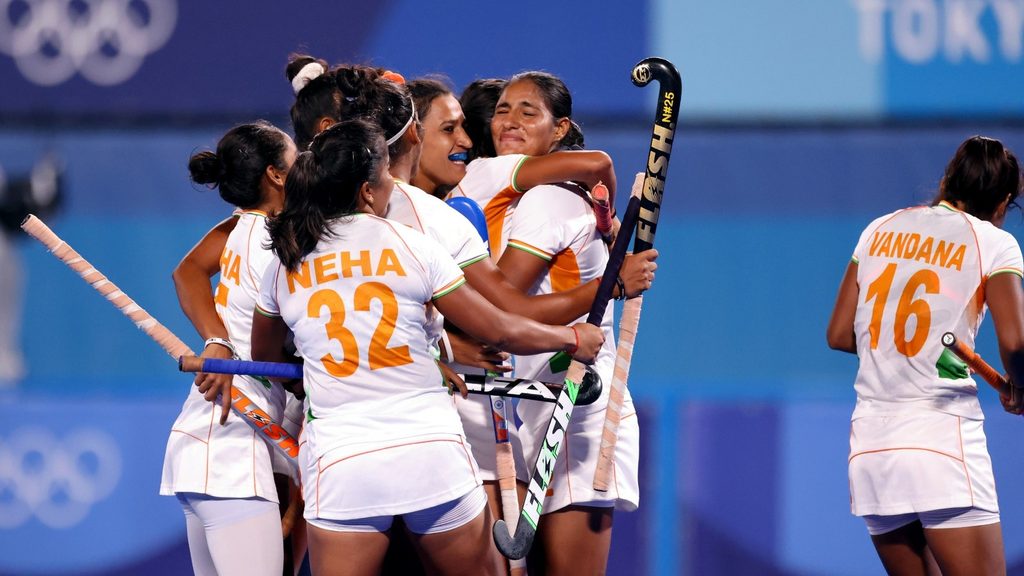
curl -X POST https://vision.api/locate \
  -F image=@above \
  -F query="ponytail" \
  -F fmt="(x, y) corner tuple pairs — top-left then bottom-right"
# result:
(268, 119), (387, 271)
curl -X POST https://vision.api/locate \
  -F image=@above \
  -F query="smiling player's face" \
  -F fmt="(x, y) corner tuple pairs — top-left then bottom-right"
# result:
(491, 79), (566, 157)
(417, 94), (472, 193)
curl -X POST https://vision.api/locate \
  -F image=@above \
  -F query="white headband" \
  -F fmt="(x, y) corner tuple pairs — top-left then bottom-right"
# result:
(385, 101), (416, 146)
(291, 62), (326, 95)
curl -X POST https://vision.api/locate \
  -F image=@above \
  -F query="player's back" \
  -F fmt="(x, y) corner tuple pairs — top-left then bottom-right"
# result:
(852, 201), (1022, 419)
(260, 214), (467, 459)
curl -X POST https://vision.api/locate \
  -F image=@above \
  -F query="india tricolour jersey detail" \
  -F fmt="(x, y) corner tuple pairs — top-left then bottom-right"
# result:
(160, 211), (289, 501)
(449, 154), (528, 258)
(507, 183), (640, 513)
(256, 214), (468, 465)
(851, 201), (1024, 420)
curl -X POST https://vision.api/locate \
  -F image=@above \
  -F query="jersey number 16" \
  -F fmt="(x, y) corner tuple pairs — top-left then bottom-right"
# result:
(865, 262), (940, 357)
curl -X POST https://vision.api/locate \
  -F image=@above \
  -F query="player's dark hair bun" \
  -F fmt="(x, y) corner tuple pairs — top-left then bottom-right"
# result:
(187, 151), (223, 186)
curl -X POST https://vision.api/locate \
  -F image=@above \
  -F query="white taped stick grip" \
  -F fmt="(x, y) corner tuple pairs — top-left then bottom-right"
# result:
(594, 295), (642, 492)
(495, 446), (527, 575)
(20, 214), (301, 464)
(21, 215), (193, 358)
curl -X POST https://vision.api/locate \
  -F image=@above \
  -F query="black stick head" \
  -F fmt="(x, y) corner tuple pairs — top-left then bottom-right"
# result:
(493, 519), (532, 560)
(631, 57), (682, 93)
(576, 364), (603, 406)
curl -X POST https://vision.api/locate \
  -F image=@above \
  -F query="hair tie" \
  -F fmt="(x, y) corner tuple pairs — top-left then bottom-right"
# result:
(292, 62), (326, 95)
(381, 70), (406, 85)
(385, 101), (416, 146)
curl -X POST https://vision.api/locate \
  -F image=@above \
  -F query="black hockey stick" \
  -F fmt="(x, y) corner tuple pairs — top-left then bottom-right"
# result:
(492, 57), (683, 560)
(594, 57), (681, 490)
(178, 355), (599, 405)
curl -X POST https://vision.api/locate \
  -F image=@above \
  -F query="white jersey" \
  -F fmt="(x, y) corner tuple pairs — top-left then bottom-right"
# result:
(449, 154), (528, 257)
(256, 214), (469, 466)
(507, 183), (640, 512)
(851, 201), (1024, 420)
(387, 179), (489, 269)
(161, 210), (289, 501)
(386, 178), (510, 479)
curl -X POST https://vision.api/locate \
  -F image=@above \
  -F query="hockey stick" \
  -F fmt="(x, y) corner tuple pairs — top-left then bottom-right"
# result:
(448, 195), (528, 576)
(941, 332), (1012, 396)
(178, 355), (600, 405)
(493, 56), (681, 560)
(20, 214), (300, 461)
(595, 58), (681, 491)
(591, 181), (614, 243)
(490, 110), (663, 560)
(593, 179), (646, 492)
(492, 191), (638, 560)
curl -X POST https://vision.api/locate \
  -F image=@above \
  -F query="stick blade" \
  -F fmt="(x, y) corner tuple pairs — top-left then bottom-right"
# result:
(493, 518), (534, 560)
(576, 364), (602, 406)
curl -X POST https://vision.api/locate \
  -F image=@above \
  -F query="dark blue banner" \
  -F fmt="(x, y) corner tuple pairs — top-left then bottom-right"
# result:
(0, 0), (649, 118)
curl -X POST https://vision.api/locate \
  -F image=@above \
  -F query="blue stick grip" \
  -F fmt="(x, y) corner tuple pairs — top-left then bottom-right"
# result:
(194, 357), (302, 379)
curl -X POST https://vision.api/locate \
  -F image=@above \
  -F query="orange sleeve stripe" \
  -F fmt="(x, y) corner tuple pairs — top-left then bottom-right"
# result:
(507, 239), (553, 261)
(432, 276), (466, 299)
(510, 155), (529, 193)
(255, 303), (279, 318)
(989, 267), (1023, 279)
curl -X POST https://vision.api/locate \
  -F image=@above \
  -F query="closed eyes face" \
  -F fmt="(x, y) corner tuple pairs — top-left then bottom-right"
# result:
(491, 79), (567, 157)
(417, 94), (472, 192)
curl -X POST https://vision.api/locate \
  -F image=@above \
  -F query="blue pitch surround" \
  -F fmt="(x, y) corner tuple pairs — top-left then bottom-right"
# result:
(4, 124), (1024, 574)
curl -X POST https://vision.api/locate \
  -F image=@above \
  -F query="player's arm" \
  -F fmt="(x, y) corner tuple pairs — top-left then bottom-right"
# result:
(515, 150), (617, 205)
(172, 216), (236, 341)
(251, 310), (293, 366)
(172, 216), (237, 423)
(826, 261), (859, 354)
(985, 273), (1024, 408)
(464, 251), (655, 325)
(434, 284), (603, 363)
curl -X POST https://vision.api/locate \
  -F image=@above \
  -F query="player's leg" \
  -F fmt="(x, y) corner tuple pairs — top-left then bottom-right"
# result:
(178, 495), (218, 576)
(306, 517), (391, 576)
(866, 515), (940, 576)
(482, 480), (503, 522)
(922, 508), (1005, 576)
(179, 493), (284, 576)
(405, 486), (503, 576)
(381, 517), (426, 576)
(530, 505), (614, 576)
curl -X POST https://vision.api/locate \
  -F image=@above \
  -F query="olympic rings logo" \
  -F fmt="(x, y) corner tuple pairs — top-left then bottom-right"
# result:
(0, 0), (177, 86)
(0, 427), (122, 529)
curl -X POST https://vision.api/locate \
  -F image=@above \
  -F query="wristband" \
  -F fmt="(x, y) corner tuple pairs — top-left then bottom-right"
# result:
(439, 330), (455, 363)
(566, 326), (580, 356)
(204, 337), (237, 359)
(614, 275), (626, 301)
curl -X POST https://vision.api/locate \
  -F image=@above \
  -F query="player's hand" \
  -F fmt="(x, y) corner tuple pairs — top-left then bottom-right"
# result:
(606, 215), (622, 247)
(568, 323), (605, 364)
(195, 343), (234, 425)
(448, 330), (512, 373)
(1000, 383), (1024, 415)
(618, 249), (658, 299)
(439, 361), (469, 398)
(281, 378), (306, 401)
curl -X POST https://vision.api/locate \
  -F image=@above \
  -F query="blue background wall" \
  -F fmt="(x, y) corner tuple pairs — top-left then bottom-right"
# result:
(3, 1), (1024, 575)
